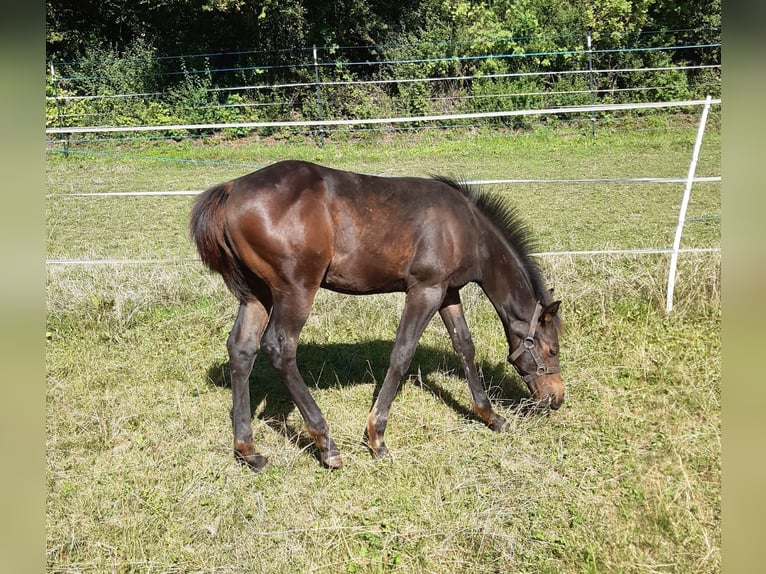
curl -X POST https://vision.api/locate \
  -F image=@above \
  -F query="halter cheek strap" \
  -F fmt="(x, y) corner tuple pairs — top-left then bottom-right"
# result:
(508, 302), (560, 383)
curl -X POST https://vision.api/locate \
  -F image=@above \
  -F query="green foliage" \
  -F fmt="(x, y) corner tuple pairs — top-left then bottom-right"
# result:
(74, 37), (162, 95)
(46, 0), (720, 134)
(468, 77), (544, 129)
(48, 38), (171, 129)
(166, 65), (216, 126)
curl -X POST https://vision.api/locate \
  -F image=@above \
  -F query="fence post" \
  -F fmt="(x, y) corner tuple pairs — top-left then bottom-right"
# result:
(665, 94), (713, 313)
(587, 28), (595, 138)
(50, 62), (69, 157)
(312, 45), (325, 146)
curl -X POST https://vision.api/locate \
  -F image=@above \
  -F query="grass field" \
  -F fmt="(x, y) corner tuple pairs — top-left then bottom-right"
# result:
(46, 116), (720, 572)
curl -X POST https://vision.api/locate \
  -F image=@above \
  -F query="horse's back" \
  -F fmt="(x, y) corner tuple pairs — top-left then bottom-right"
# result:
(223, 160), (481, 294)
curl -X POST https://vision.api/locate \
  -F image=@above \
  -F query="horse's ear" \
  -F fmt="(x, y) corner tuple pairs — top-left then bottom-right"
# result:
(544, 300), (561, 317)
(540, 300), (561, 326)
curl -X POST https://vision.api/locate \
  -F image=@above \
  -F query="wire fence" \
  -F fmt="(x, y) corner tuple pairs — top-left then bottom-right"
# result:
(44, 97), (721, 264)
(46, 29), (721, 145)
(45, 176), (723, 198)
(44, 99), (716, 135)
(45, 248), (720, 268)
(45, 33), (721, 314)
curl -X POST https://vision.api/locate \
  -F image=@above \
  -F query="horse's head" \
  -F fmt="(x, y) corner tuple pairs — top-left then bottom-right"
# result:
(508, 298), (564, 410)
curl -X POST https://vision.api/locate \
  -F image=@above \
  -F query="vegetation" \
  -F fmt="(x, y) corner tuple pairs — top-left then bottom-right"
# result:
(45, 0), (720, 131)
(46, 122), (720, 572)
(45, 0), (721, 64)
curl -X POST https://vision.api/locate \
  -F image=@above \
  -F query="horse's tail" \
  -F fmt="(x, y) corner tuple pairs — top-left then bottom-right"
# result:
(190, 182), (251, 302)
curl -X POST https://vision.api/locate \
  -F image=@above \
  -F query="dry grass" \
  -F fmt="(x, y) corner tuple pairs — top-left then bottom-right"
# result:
(46, 123), (720, 573)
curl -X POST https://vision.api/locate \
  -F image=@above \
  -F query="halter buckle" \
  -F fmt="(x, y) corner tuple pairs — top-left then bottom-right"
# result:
(523, 337), (535, 349)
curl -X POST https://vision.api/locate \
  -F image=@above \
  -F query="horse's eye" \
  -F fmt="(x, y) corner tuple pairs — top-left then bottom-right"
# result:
(549, 348), (558, 357)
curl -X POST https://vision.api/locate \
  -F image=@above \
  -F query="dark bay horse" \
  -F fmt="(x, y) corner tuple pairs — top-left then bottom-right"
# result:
(190, 160), (564, 471)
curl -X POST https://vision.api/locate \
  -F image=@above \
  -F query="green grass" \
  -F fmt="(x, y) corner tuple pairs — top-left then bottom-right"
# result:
(46, 119), (720, 572)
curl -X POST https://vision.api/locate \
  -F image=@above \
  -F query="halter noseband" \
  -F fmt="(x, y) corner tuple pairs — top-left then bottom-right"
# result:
(508, 301), (560, 383)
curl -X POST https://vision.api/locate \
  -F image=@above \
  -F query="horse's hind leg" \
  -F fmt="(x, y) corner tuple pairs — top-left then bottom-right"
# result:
(439, 290), (506, 431)
(261, 290), (342, 469)
(227, 299), (271, 471)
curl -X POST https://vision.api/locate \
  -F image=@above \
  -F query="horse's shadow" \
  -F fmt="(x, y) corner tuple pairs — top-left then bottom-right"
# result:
(205, 340), (532, 461)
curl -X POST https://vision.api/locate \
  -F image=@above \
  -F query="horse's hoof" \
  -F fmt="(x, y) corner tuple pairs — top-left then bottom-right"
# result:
(489, 414), (508, 432)
(322, 451), (343, 470)
(237, 451), (269, 472)
(371, 444), (390, 459)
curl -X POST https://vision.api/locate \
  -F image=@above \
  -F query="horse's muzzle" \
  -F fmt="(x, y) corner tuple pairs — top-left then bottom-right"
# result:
(528, 374), (565, 411)
(548, 392), (564, 410)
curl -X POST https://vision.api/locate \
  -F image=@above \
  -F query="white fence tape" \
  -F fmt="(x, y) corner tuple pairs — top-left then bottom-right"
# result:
(45, 176), (722, 198)
(45, 99), (719, 135)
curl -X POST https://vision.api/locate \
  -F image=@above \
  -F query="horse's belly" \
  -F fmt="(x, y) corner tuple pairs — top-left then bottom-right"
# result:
(321, 252), (409, 294)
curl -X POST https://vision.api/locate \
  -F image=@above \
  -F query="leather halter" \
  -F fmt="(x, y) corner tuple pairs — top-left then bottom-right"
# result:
(508, 301), (560, 383)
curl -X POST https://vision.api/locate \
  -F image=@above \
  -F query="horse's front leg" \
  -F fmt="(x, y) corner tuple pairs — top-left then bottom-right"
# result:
(439, 290), (507, 432)
(366, 285), (446, 457)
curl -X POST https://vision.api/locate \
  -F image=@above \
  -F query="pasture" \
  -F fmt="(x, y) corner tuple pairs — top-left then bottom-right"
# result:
(46, 118), (720, 572)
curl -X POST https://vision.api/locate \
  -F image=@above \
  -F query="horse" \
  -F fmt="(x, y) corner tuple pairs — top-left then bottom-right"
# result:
(190, 160), (564, 471)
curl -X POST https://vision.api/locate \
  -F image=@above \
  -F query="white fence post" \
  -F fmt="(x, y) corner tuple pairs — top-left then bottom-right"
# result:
(587, 28), (595, 138)
(665, 94), (713, 313)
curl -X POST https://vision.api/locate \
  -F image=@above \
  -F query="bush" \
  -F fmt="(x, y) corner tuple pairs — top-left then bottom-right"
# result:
(46, 26), (720, 136)
(48, 38), (171, 129)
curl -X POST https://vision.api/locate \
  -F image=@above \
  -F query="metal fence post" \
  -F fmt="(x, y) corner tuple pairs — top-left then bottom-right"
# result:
(313, 45), (325, 145)
(587, 28), (595, 138)
(50, 62), (69, 157)
(665, 94), (713, 313)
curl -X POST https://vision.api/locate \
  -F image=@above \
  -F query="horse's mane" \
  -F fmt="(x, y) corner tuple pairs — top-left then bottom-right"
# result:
(432, 176), (549, 303)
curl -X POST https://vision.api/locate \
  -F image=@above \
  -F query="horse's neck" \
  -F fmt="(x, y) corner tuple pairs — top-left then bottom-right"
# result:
(479, 233), (537, 339)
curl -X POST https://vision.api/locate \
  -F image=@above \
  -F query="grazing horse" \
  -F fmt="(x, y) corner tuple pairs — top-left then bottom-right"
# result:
(190, 160), (563, 471)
